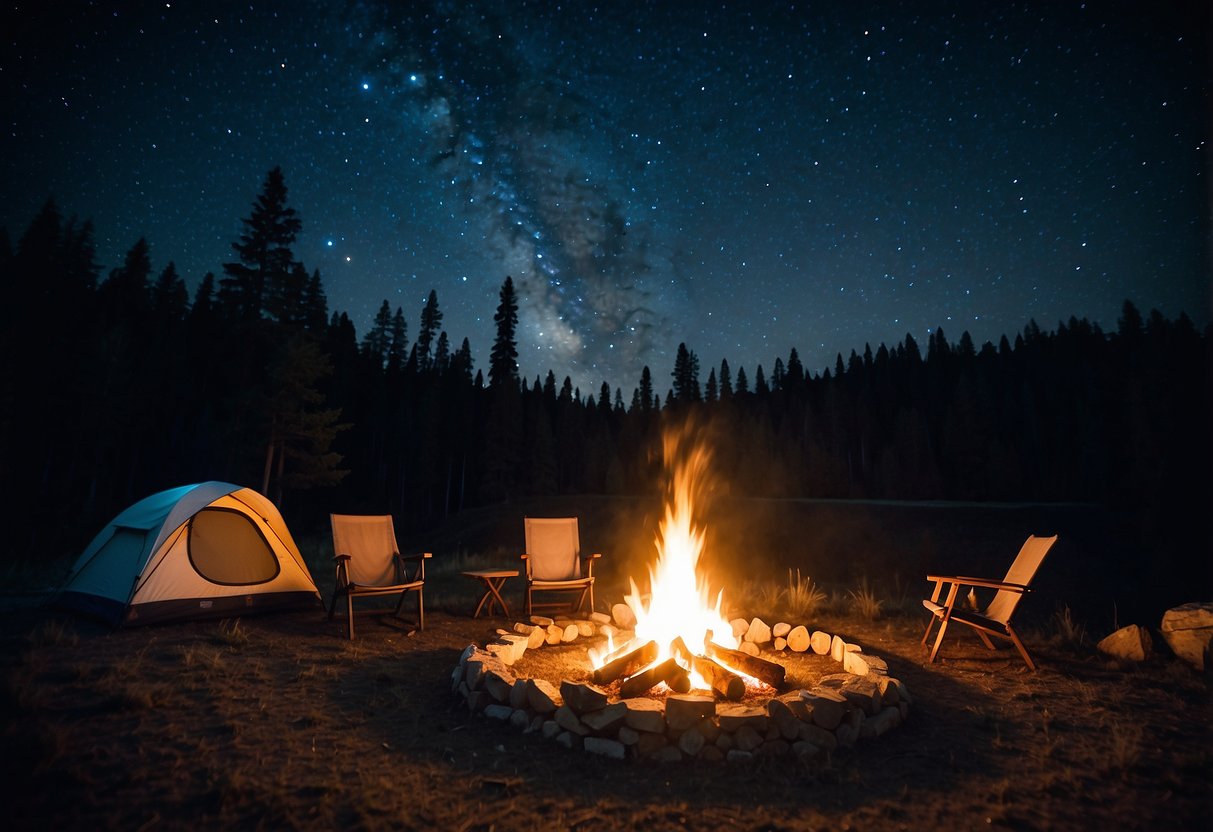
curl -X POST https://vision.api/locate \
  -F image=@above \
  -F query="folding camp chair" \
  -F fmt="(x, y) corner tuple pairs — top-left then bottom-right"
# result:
(521, 517), (600, 617)
(922, 534), (1058, 671)
(329, 514), (430, 639)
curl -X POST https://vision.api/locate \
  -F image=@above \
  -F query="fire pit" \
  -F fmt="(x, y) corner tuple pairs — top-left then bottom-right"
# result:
(450, 427), (912, 762)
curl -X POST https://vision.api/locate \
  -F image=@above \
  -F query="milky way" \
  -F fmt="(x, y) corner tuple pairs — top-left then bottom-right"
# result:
(349, 0), (675, 386)
(2, 1), (1208, 394)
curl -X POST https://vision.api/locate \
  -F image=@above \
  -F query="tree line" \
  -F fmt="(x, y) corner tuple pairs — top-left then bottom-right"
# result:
(1, 168), (1209, 569)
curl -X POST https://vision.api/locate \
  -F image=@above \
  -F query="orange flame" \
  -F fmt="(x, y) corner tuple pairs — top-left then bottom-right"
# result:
(590, 426), (737, 685)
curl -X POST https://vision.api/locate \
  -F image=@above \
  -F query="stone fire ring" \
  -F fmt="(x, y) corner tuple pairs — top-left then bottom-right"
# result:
(451, 612), (912, 763)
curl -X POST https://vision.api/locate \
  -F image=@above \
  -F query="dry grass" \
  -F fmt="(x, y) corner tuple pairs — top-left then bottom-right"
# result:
(847, 577), (884, 620)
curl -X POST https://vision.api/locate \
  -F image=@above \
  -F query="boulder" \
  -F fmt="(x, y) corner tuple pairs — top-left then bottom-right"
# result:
(1096, 624), (1154, 663)
(560, 680), (609, 714)
(1160, 602), (1213, 670)
(584, 737), (626, 760)
(665, 694), (715, 731)
(621, 697), (667, 733)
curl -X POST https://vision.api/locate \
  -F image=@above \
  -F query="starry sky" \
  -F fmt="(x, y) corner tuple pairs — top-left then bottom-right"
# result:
(4, 1), (1209, 393)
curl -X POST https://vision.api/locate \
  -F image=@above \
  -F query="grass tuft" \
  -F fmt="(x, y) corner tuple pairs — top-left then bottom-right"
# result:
(781, 568), (828, 619)
(216, 618), (249, 648)
(848, 577), (884, 620)
(1050, 604), (1086, 649)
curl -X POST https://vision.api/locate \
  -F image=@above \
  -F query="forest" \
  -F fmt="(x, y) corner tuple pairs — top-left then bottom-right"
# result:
(2, 168), (1209, 594)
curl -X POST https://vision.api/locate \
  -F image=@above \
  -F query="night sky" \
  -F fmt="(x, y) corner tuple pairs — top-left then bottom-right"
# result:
(4, 1), (1209, 393)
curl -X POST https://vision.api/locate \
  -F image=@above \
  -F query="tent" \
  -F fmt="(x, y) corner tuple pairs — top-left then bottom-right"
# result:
(59, 482), (321, 626)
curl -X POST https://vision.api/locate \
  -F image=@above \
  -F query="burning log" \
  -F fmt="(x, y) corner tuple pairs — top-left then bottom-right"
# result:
(703, 639), (786, 690)
(670, 637), (745, 701)
(619, 657), (689, 698)
(590, 640), (659, 686)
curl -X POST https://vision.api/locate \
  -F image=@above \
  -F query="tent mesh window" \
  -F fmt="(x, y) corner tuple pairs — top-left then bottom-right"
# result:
(187, 507), (281, 586)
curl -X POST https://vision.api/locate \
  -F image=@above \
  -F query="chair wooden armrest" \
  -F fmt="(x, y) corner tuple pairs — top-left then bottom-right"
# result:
(927, 574), (1031, 592)
(394, 551), (432, 581)
(583, 552), (601, 578)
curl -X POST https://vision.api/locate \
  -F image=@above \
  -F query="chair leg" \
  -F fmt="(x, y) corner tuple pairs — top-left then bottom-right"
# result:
(975, 629), (996, 651)
(922, 614), (938, 645)
(928, 616), (950, 663)
(1006, 625), (1037, 671)
(346, 593), (355, 640)
(328, 591), (339, 620)
(588, 584), (595, 615)
(417, 588), (425, 631)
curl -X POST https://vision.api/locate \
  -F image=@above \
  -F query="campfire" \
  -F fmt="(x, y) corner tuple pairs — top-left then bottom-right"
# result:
(586, 428), (785, 700)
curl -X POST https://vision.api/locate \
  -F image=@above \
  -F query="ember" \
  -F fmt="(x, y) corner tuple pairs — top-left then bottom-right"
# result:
(589, 427), (772, 698)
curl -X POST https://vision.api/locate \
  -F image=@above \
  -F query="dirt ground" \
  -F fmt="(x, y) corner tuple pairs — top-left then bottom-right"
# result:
(1, 590), (1210, 831)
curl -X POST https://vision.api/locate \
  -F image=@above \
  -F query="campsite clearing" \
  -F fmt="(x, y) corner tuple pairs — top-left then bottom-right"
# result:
(2, 602), (1209, 830)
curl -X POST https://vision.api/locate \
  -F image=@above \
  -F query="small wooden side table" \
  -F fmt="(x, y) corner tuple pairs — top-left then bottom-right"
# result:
(462, 569), (519, 619)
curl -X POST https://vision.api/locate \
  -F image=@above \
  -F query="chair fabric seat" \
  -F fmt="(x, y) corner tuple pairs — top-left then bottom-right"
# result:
(329, 514), (429, 639)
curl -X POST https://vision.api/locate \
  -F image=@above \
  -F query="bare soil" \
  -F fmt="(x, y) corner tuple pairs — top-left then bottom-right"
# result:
(2, 591), (1209, 832)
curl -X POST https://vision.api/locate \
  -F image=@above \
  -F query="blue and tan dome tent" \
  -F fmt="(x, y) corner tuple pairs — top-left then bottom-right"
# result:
(59, 482), (321, 626)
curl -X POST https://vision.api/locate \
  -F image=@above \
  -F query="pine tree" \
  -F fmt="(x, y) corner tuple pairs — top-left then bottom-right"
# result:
(434, 331), (451, 372)
(387, 307), (408, 373)
(150, 262), (188, 320)
(362, 299), (393, 369)
(705, 368), (718, 403)
(303, 269), (329, 332)
(638, 366), (654, 414)
(416, 289), (442, 369)
(220, 167), (301, 321)
(719, 359), (733, 399)
(489, 275), (520, 388)
(735, 366), (749, 395)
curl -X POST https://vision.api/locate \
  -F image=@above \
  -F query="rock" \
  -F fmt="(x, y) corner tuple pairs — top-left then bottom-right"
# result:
(700, 745), (725, 763)
(733, 725), (764, 752)
(800, 689), (848, 730)
(678, 728), (706, 757)
(715, 731), (736, 752)
(545, 624), (563, 645)
(836, 676), (882, 715)
(767, 698), (802, 740)
(717, 704), (768, 733)
(561, 623), (579, 643)
(530, 615), (554, 627)
(582, 702), (628, 734)
(740, 641), (761, 657)
(465, 690), (487, 713)
(450, 665), (463, 692)
(774, 637), (787, 651)
(874, 676), (900, 706)
(831, 634), (847, 662)
(731, 618), (750, 638)
(554, 705), (590, 736)
(612, 603), (637, 629)
(793, 740), (822, 760)
(527, 627), (548, 650)
(665, 694), (715, 731)
(773, 622), (792, 638)
(811, 630), (832, 655)
(482, 668), (514, 702)
(483, 703), (512, 721)
(797, 721), (838, 750)
(560, 680), (609, 714)
(843, 650), (887, 677)
(584, 737), (626, 760)
(835, 722), (858, 748)
(745, 617), (772, 644)
(541, 720), (561, 739)
(590, 611), (612, 625)
(525, 679), (562, 714)
(509, 709), (531, 730)
(726, 749), (755, 764)
(575, 620), (595, 637)
(622, 697), (667, 733)
(1097, 625), (1154, 663)
(555, 731), (581, 750)
(1161, 602), (1213, 670)
(636, 732), (669, 757)
(513, 622), (537, 634)
(787, 625), (811, 652)
(617, 726), (641, 746)
(484, 640), (516, 665)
